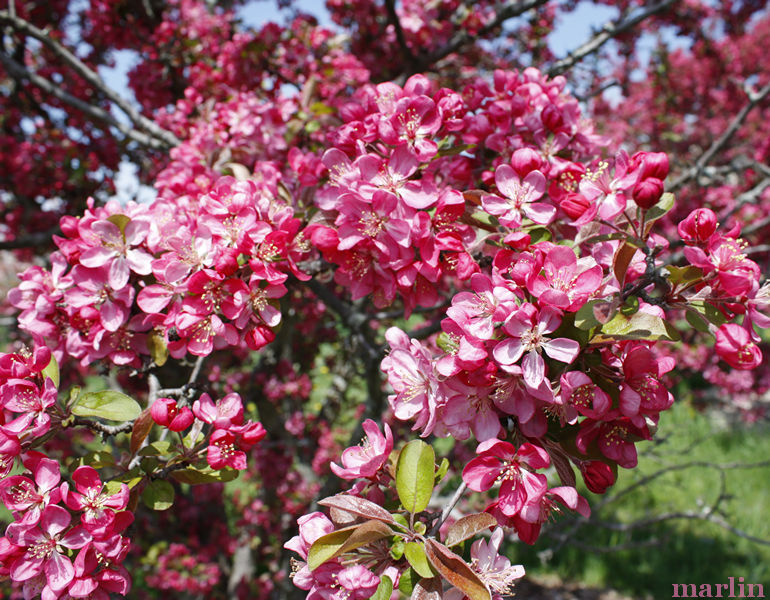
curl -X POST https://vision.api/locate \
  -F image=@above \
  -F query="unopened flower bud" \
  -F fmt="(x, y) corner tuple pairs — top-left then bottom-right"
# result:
(511, 148), (543, 177)
(580, 461), (615, 494)
(677, 208), (717, 244)
(151, 397), (195, 432)
(541, 103), (564, 131)
(560, 192), (592, 220)
(633, 151), (669, 180)
(632, 178), (664, 209)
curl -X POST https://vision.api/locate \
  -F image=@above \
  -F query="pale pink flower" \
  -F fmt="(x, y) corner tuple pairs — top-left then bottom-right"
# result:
(482, 165), (553, 228)
(493, 303), (580, 388)
(330, 419), (393, 480)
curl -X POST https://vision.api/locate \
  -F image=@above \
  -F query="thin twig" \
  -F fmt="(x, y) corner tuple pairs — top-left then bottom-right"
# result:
(0, 11), (180, 148)
(406, 0), (548, 75)
(546, 0), (677, 77)
(669, 80), (770, 191)
(0, 51), (170, 150)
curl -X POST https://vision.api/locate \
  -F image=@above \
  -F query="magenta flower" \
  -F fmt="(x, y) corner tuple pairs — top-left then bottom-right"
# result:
(577, 150), (639, 224)
(1, 377), (58, 438)
(526, 246), (602, 311)
(150, 398), (195, 432)
(379, 95), (441, 160)
(206, 429), (247, 470)
(330, 419), (393, 480)
(714, 323), (763, 370)
(560, 371), (610, 420)
(62, 466), (129, 535)
(462, 440), (550, 517)
(576, 417), (650, 469)
(78, 218), (153, 290)
(619, 346), (674, 423)
(493, 303), (580, 388)
(0, 457), (61, 527)
(7, 505), (91, 594)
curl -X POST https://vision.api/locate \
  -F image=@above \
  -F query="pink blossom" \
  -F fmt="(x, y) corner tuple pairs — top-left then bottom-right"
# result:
(493, 303), (580, 388)
(7, 505), (91, 594)
(192, 392), (244, 430)
(150, 398), (195, 432)
(330, 419), (393, 479)
(482, 165), (553, 227)
(0, 457), (61, 526)
(462, 440), (550, 517)
(78, 218), (153, 290)
(526, 245), (602, 311)
(206, 429), (247, 470)
(62, 466), (129, 536)
(715, 323), (763, 370)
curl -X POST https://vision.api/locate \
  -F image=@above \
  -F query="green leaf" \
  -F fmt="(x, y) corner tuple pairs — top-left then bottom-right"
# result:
(666, 265), (702, 287)
(395, 440), (435, 515)
(405, 542), (435, 578)
(369, 575), (393, 600)
(434, 458), (450, 485)
(685, 307), (710, 333)
(307, 521), (393, 571)
(142, 480), (175, 511)
(106, 214), (131, 234)
(575, 299), (617, 330)
(138, 441), (173, 456)
(591, 311), (681, 343)
(104, 480), (126, 495)
(527, 226), (551, 244)
(318, 494), (396, 524)
(687, 300), (727, 326)
(644, 192), (675, 234)
(398, 568), (419, 596)
(71, 391), (141, 422)
(79, 451), (116, 468)
(170, 466), (240, 484)
(148, 331), (168, 367)
(42, 354), (59, 388)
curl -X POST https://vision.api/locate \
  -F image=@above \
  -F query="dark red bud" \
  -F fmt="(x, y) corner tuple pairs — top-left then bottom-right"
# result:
(632, 178), (664, 209)
(541, 104), (564, 131)
(581, 461), (616, 494)
(560, 192), (592, 220)
(677, 208), (717, 244)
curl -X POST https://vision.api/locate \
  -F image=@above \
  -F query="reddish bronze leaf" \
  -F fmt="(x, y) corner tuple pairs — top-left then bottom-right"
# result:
(424, 539), (491, 600)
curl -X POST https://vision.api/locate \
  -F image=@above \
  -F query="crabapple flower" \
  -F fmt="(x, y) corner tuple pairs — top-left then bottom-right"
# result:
(526, 245), (602, 311)
(462, 440), (550, 517)
(78, 218), (153, 290)
(150, 398), (195, 432)
(678, 208), (717, 244)
(482, 165), (553, 227)
(493, 304), (580, 388)
(330, 419), (393, 480)
(192, 392), (244, 430)
(0, 457), (61, 527)
(61, 466), (129, 535)
(6, 505), (91, 594)
(578, 461), (616, 494)
(715, 323), (763, 370)
(446, 528), (525, 600)
(206, 429), (247, 470)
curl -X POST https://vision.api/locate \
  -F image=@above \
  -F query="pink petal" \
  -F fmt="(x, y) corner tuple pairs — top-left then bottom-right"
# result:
(543, 338), (580, 364)
(522, 350), (545, 388)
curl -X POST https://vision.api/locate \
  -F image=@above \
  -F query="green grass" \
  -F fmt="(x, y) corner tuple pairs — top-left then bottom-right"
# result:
(512, 401), (770, 597)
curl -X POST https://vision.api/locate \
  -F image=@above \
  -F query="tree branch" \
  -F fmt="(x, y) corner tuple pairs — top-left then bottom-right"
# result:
(0, 50), (171, 150)
(406, 0), (548, 75)
(670, 80), (770, 191)
(0, 10), (180, 148)
(546, 0), (678, 77)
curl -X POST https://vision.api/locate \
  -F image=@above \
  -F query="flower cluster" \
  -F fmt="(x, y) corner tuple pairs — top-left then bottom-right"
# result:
(0, 457), (132, 599)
